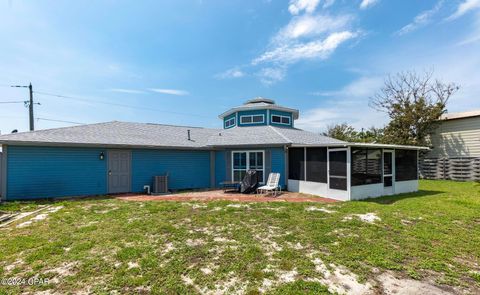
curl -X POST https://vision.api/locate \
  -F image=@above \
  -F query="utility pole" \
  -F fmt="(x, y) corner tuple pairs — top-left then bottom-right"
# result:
(28, 83), (34, 131)
(11, 82), (38, 131)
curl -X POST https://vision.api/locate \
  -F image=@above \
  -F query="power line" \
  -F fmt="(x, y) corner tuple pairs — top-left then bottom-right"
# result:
(34, 90), (209, 118)
(0, 100), (27, 104)
(36, 117), (85, 125)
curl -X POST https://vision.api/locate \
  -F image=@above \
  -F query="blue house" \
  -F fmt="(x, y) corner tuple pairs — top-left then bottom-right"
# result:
(0, 98), (426, 201)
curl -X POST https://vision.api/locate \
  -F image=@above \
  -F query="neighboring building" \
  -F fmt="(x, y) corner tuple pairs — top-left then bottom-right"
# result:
(0, 98), (426, 201)
(428, 110), (480, 158)
(421, 110), (480, 181)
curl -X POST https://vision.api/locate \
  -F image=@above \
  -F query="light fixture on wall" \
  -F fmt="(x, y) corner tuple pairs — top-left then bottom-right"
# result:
(99, 152), (105, 160)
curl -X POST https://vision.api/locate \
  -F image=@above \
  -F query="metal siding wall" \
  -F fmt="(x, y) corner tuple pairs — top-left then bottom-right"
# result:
(131, 149), (211, 191)
(7, 146), (107, 200)
(237, 110), (268, 127)
(428, 117), (480, 157)
(215, 150), (227, 187)
(270, 110), (294, 128)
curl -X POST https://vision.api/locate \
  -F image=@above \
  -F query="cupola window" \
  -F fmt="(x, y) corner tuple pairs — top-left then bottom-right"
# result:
(240, 114), (264, 124)
(271, 115), (291, 125)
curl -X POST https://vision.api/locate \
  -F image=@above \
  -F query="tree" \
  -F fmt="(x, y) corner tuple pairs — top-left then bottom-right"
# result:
(323, 123), (384, 143)
(323, 123), (357, 142)
(370, 70), (459, 146)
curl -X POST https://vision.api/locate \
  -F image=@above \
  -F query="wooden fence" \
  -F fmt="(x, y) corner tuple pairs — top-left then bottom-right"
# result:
(420, 157), (480, 181)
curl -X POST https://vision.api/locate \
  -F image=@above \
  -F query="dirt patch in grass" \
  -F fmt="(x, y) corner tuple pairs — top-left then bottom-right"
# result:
(1, 180), (479, 294)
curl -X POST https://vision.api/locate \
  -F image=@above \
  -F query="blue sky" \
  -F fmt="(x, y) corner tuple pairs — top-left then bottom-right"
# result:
(1, 0), (480, 134)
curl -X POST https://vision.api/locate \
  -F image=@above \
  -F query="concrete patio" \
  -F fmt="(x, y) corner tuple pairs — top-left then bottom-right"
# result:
(115, 189), (338, 203)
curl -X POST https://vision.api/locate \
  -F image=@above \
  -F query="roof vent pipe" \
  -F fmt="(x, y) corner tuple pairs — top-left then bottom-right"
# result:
(187, 129), (191, 141)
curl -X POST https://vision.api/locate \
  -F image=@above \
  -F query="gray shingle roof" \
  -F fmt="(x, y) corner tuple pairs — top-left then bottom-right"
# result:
(0, 121), (345, 148)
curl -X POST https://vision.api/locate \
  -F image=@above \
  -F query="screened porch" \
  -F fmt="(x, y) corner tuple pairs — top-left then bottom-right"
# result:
(287, 145), (422, 201)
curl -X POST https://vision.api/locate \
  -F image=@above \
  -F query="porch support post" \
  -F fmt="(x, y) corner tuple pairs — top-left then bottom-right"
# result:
(346, 146), (351, 201)
(284, 145), (288, 189)
(304, 147), (307, 181)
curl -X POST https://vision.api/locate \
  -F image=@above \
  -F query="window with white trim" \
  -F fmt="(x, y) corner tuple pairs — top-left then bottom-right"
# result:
(240, 114), (264, 124)
(271, 114), (291, 125)
(232, 151), (264, 183)
(224, 117), (236, 128)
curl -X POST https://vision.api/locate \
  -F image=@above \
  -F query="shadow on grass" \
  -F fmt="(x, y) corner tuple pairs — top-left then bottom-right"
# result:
(363, 189), (445, 205)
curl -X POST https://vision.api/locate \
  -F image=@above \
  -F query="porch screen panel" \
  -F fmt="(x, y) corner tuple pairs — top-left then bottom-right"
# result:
(288, 148), (305, 180)
(351, 148), (382, 186)
(306, 147), (327, 183)
(329, 150), (347, 190)
(395, 150), (417, 181)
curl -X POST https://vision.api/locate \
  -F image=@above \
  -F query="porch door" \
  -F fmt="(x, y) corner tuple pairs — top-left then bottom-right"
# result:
(328, 149), (347, 191)
(383, 150), (394, 191)
(108, 150), (132, 194)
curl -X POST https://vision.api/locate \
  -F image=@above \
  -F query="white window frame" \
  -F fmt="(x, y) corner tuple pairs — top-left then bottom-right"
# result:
(240, 114), (265, 125)
(224, 117), (236, 128)
(271, 114), (291, 125)
(231, 150), (265, 184)
(383, 149), (395, 188)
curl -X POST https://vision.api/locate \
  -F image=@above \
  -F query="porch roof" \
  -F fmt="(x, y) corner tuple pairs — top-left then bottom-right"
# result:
(289, 142), (429, 150)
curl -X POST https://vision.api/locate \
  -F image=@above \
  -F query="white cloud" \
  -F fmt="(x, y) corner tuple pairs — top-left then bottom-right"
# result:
(396, 1), (443, 35)
(108, 88), (146, 94)
(215, 68), (245, 79)
(256, 67), (286, 85)
(275, 14), (352, 41)
(457, 11), (480, 45)
(296, 102), (389, 132)
(359, 0), (379, 10)
(446, 0), (480, 21)
(253, 31), (357, 65)
(148, 88), (189, 96)
(298, 76), (387, 131)
(288, 0), (320, 15)
(311, 76), (383, 98)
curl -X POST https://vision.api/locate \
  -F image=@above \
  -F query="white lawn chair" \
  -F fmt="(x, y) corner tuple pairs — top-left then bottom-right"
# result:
(257, 173), (281, 197)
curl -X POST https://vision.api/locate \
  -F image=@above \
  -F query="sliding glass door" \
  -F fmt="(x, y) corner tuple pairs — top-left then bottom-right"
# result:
(232, 151), (264, 183)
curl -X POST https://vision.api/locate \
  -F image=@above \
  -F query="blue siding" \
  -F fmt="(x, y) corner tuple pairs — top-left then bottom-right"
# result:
(132, 149), (211, 191)
(237, 110), (268, 127)
(223, 113), (236, 129)
(6, 146), (285, 199)
(214, 150), (226, 187)
(270, 147), (286, 187)
(270, 110), (294, 128)
(7, 146), (107, 200)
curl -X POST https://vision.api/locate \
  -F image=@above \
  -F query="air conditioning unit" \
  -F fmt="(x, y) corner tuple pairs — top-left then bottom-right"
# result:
(153, 175), (169, 194)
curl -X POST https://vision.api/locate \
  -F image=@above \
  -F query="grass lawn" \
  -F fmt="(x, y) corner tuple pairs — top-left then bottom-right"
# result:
(0, 180), (479, 294)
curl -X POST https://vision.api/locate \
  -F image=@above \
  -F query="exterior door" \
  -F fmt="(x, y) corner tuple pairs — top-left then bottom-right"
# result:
(383, 150), (394, 194)
(108, 150), (132, 194)
(328, 149), (347, 191)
